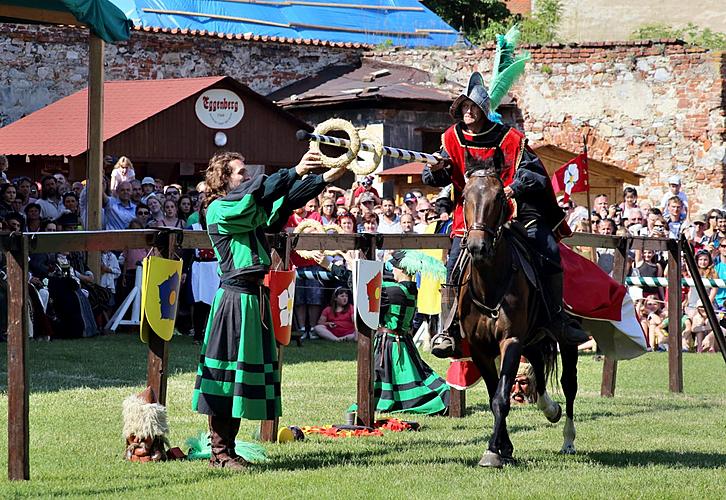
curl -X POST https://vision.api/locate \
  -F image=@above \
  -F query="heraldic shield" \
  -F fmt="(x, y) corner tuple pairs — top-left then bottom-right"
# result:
(352, 259), (383, 334)
(265, 269), (296, 346)
(140, 255), (183, 343)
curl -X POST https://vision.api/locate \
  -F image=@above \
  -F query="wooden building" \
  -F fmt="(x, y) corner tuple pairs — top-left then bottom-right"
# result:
(534, 145), (643, 206)
(0, 76), (311, 186)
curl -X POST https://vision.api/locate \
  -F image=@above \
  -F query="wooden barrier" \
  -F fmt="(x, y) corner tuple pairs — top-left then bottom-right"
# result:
(1, 228), (697, 479)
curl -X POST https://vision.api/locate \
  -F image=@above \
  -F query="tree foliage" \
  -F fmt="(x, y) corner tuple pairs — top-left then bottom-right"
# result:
(421, 0), (510, 35)
(472, 0), (563, 45)
(630, 22), (726, 50)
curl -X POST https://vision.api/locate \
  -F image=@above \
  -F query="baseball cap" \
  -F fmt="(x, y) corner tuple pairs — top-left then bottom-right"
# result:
(692, 213), (707, 225)
(667, 175), (681, 185)
(361, 176), (373, 186)
(403, 192), (417, 204)
(336, 196), (346, 206)
(360, 192), (376, 204)
(141, 176), (155, 186)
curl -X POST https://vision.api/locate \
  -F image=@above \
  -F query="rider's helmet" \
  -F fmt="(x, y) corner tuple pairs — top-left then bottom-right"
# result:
(449, 72), (491, 120)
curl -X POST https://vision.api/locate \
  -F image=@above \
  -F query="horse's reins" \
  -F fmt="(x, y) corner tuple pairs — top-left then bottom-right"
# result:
(460, 168), (512, 318)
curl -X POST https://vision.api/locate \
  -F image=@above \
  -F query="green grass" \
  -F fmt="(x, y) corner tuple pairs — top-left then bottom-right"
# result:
(1, 334), (725, 498)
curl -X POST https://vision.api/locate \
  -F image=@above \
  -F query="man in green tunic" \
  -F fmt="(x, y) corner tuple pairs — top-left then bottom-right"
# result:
(192, 150), (345, 469)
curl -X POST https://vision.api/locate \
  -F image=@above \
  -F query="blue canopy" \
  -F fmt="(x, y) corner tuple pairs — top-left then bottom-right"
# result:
(112, 0), (461, 47)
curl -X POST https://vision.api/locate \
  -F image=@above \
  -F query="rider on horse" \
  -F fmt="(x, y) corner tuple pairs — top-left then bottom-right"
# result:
(423, 72), (589, 358)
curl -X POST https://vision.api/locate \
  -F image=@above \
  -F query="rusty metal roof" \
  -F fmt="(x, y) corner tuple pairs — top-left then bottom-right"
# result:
(272, 60), (458, 108)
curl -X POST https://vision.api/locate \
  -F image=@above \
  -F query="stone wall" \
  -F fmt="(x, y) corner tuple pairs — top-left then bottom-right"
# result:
(0, 23), (362, 126)
(369, 41), (726, 213)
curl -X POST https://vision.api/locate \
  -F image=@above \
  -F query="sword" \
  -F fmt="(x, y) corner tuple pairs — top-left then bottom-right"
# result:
(296, 129), (440, 165)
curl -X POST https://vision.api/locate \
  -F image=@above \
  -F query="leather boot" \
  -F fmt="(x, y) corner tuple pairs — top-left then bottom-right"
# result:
(208, 416), (247, 470)
(544, 272), (590, 346)
(431, 285), (460, 358)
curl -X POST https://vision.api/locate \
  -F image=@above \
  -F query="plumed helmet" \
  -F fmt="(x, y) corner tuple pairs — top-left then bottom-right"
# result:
(449, 72), (491, 120)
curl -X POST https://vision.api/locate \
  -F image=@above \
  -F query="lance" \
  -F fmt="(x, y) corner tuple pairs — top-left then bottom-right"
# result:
(296, 129), (440, 165)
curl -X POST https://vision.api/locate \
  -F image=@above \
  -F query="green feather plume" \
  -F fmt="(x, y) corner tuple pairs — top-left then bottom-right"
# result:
(185, 432), (268, 463)
(398, 251), (446, 282)
(488, 24), (530, 113)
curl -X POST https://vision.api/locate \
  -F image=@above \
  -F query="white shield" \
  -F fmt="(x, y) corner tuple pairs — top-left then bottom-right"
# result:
(352, 259), (384, 332)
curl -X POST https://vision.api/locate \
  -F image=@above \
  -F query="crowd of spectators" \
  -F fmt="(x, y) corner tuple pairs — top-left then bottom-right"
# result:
(566, 176), (721, 353)
(0, 153), (721, 354)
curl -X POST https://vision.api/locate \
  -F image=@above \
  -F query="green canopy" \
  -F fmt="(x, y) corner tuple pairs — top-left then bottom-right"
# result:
(0, 0), (132, 42)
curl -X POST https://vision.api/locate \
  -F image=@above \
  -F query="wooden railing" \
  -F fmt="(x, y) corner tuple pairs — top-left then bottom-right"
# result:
(0, 229), (694, 480)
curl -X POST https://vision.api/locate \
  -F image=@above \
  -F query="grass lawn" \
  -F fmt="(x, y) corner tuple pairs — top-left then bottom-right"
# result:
(1, 333), (725, 499)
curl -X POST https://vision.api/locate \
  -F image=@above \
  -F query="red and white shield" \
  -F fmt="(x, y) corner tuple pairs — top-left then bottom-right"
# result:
(352, 259), (383, 332)
(266, 269), (296, 346)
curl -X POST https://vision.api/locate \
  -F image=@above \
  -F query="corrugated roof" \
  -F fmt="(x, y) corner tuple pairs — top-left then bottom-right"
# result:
(273, 60), (457, 108)
(378, 161), (425, 177)
(112, 0), (461, 48)
(0, 76), (226, 156)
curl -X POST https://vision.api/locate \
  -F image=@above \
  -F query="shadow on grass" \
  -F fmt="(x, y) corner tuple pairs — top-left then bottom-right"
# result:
(0, 333), (357, 394)
(583, 449), (726, 468)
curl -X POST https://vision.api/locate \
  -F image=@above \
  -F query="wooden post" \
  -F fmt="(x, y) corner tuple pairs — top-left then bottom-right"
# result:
(86, 34), (105, 282)
(449, 388), (466, 418)
(5, 234), (30, 480)
(146, 231), (177, 405)
(260, 233), (291, 442)
(357, 234), (377, 427)
(667, 239), (683, 393)
(601, 237), (628, 397)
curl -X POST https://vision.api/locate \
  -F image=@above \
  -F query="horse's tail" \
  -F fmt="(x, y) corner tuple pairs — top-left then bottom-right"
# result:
(541, 335), (559, 392)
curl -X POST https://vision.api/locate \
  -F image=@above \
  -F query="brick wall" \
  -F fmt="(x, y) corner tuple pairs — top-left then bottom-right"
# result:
(369, 41), (726, 213)
(0, 23), (362, 126)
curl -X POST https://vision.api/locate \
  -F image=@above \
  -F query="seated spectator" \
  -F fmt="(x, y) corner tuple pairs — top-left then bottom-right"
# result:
(361, 212), (379, 233)
(400, 213), (415, 233)
(157, 199), (184, 228)
(319, 195), (337, 225)
(103, 181), (136, 231)
(378, 197), (401, 234)
(664, 196), (685, 238)
(313, 288), (356, 342)
(0, 183), (17, 219)
(135, 203), (151, 227)
(62, 192), (80, 217)
(145, 195), (163, 226)
(619, 186), (639, 212)
(110, 156), (135, 195)
(687, 301), (714, 353)
(660, 175), (687, 219)
(352, 175), (380, 205)
(24, 202), (43, 232)
(644, 297), (667, 351)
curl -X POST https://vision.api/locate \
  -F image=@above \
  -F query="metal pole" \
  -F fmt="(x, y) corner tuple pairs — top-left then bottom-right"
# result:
(296, 130), (440, 164)
(679, 235), (726, 363)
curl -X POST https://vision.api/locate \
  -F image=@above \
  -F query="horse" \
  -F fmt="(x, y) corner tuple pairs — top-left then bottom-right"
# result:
(457, 152), (578, 467)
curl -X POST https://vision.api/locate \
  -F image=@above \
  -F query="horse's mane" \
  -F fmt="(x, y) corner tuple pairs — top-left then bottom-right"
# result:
(464, 147), (505, 177)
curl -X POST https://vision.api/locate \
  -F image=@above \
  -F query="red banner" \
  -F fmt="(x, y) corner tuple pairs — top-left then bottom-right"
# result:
(551, 152), (589, 203)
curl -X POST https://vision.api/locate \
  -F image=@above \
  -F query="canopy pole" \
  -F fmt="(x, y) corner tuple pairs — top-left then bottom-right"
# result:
(87, 34), (104, 281)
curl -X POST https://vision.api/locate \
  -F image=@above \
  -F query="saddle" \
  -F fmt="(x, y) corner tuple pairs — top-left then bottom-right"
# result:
(442, 220), (553, 337)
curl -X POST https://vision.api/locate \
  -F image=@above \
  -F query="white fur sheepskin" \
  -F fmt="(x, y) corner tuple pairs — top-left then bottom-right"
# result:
(122, 394), (169, 439)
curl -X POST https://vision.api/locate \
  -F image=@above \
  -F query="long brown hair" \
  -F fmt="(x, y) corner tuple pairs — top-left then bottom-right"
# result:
(204, 151), (244, 212)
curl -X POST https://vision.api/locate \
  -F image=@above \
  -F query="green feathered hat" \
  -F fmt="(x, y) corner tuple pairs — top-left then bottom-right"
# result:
(386, 250), (446, 281)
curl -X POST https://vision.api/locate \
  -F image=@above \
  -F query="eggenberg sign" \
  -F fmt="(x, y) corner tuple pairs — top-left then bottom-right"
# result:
(195, 89), (244, 129)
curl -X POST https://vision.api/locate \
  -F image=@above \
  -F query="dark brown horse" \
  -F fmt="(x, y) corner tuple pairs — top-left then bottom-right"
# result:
(458, 154), (575, 467)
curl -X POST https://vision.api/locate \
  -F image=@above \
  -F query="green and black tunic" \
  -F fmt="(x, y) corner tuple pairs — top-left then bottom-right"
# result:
(192, 168), (325, 420)
(374, 280), (450, 415)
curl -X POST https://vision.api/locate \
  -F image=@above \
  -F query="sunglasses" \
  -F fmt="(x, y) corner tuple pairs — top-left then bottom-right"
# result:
(653, 225), (665, 229)
(137, 210), (150, 215)
(166, 191), (179, 196)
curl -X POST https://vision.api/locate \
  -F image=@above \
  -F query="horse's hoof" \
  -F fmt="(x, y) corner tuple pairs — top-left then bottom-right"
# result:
(546, 403), (562, 423)
(560, 444), (576, 455)
(478, 450), (503, 468)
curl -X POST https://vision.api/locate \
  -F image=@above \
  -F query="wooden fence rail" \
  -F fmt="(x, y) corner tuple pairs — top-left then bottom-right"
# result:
(0, 229), (683, 480)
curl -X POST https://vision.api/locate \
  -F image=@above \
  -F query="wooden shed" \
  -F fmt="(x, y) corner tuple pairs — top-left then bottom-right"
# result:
(534, 145), (644, 206)
(0, 76), (312, 186)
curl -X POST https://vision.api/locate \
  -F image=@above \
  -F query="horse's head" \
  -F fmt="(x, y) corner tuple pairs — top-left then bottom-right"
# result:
(462, 150), (506, 261)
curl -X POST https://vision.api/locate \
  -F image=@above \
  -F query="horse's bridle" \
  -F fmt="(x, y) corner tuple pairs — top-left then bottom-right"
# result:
(462, 169), (507, 249)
